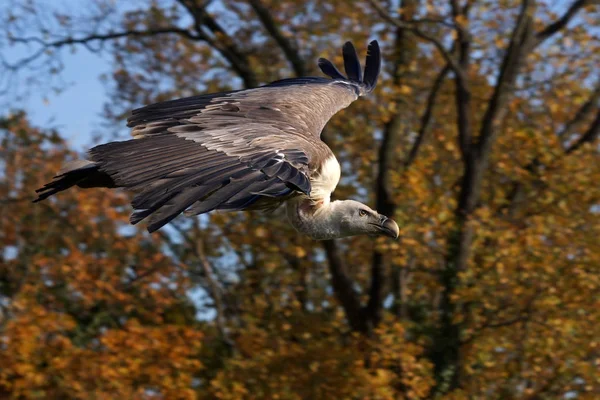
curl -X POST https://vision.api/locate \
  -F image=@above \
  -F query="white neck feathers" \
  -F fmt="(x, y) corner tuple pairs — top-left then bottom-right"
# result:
(309, 155), (341, 206)
(286, 155), (347, 240)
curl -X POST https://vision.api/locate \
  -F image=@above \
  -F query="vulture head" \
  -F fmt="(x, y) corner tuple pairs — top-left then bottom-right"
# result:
(292, 198), (399, 241)
(335, 200), (400, 239)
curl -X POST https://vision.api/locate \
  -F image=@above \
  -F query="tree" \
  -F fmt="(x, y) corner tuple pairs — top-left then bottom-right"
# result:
(1, 113), (203, 398)
(1, 0), (599, 398)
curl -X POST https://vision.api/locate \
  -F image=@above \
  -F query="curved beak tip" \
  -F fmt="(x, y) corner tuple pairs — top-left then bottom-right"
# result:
(381, 218), (400, 239)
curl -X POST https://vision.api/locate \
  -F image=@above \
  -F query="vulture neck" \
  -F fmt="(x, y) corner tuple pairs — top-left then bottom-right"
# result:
(287, 198), (348, 240)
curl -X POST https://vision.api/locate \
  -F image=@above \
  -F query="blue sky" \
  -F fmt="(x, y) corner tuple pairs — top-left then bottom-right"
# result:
(4, 47), (111, 151)
(0, 0), (213, 151)
(0, 0), (132, 151)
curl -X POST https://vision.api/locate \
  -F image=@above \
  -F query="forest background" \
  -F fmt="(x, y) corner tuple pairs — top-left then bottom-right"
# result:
(1, 0), (599, 398)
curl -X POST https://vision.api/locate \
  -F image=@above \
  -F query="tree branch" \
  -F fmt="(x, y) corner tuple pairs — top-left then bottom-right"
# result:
(247, 0), (307, 77)
(450, 0), (474, 160)
(405, 64), (451, 167)
(366, 0), (421, 330)
(502, 38), (599, 218)
(11, 27), (201, 47)
(475, 0), (536, 172)
(434, 2), (535, 393)
(176, 0), (259, 88)
(566, 107), (600, 154)
(559, 81), (600, 137)
(323, 240), (366, 332)
(196, 236), (234, 349)
(461, 289), (541, 345)
(462, 0), (478, 15)
(3, 27), (200, 70)
(535, 0), (591, 46)
(174, 2), (359, 338)
(366, 0), (465, 80)
(169, 220), (234, 348)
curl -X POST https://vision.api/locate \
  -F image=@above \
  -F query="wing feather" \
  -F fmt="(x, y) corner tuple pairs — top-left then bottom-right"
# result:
(317, 58), (346, 80)
(93, 42), (381, 232)
(342, 42), (362, 82)
(128, 41), (381, 139)
(88, 133), (311, 232)
(363, 40), (381, 90)
(35, 41), (381, 233)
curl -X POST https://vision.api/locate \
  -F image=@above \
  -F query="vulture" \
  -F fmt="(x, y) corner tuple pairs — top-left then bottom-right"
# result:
(34, 40), (399, 240)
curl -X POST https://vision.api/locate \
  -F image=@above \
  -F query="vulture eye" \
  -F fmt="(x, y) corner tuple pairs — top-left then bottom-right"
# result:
(359, 209), (369, 217)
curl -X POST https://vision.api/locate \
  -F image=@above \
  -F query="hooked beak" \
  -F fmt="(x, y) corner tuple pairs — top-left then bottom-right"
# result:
(375, 215), (399, 239)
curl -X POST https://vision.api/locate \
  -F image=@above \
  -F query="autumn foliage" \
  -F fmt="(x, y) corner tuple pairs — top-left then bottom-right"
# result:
(0, 114), (203, 398)
(1, 0), (600, 398)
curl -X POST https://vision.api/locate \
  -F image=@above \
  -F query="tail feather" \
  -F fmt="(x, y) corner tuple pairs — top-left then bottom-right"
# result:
(33, 161), (115, 203)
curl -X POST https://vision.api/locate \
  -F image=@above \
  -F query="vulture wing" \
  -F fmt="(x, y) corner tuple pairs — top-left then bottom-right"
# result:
(35, 41), (381, 233)
(128, 40), (380, 140)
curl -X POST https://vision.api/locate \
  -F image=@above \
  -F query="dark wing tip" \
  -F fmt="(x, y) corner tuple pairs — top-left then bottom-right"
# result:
(317, 40), (381, 94)
(318, 58), (346, 80)
(363, 40), (381, 92)
(342, 41), (362, 82)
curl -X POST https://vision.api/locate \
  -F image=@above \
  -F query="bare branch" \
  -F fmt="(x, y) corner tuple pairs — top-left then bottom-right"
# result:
(401, 18), (457, 29)
(365, 251), (385, 329)
(176, 0), (258, 88)
(0, 196), (31, 204)
(247, 0), (307, 77)
(11, 27), (200, 46)
(404, 64), (451, 167)
(366, 0), (465, 80)
(535, 0), (591, 46)
(3, 27), (200, 71)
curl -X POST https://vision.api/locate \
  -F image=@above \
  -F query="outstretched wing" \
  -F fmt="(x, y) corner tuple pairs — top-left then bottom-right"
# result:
(88, 41), (381, 232)
(89, 131), (311, 233)
(128, 41), (381, 139)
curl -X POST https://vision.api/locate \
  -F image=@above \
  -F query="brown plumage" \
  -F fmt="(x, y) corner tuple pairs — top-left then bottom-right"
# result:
(34, 41), (399, 240)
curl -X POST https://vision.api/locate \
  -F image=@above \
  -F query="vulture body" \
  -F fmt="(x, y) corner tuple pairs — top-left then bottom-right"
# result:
(34, 41), (399, 240)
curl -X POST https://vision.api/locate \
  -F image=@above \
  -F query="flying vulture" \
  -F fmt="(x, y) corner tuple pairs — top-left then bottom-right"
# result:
(34, 40), (399, 240)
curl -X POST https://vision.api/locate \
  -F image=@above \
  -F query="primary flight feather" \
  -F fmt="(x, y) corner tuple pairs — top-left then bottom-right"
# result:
(34, 40), (399, 240)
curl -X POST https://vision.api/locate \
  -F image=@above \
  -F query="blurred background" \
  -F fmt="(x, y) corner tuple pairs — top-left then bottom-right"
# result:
(1, 0), (599, 398)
